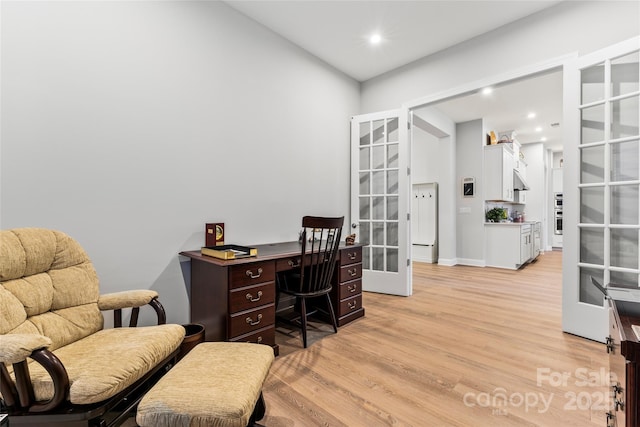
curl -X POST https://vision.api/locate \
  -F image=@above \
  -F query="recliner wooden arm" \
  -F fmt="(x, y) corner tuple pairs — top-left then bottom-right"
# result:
(0, 334), (69, 413)
(98, 290), (166, 327)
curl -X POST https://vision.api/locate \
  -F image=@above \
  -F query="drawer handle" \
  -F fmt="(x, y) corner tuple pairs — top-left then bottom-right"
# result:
(348, 300), (358, 310)
(348, 284), (358, 293)
(347, 252), (357, 260)
(287, 259), (301, 268)
(246, 291), (263, 302)
(246, 313), (263, 326)
(246, 268), (263, 279)
(246, 336), (263, 344)
(348, 268), (358, 277)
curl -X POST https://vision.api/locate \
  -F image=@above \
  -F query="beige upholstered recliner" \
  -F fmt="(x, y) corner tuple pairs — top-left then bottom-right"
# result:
(0, 228), (185, 426)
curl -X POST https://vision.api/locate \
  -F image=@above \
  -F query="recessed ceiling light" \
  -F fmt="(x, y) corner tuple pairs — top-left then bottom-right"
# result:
(370, 34), (382, 45)
(527, 112), (536, 119)
(481, 87), (493, 96)
(541, 137), (548, 142)
(535, 126), (543, 132)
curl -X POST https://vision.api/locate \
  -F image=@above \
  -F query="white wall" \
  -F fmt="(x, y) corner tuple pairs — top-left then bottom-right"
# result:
(361, 1), (639, 113)
(411, 129), (439, 184)
(0, 1), (359, 324)
(456, 119), (485, 265)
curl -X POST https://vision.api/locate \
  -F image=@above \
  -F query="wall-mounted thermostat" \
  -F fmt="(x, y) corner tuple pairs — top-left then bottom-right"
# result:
(463, 177), (475, 197)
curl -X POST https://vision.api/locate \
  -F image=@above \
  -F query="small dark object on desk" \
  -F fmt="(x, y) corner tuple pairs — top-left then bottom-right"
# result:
(345, 233), (356, 245)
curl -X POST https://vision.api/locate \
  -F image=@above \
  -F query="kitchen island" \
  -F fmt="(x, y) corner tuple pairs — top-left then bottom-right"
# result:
(485, 221), (540, 270)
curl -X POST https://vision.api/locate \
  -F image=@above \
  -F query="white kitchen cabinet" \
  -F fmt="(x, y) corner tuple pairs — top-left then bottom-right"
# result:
(519, 224), (532, 265)
(485, 223), (532, 270)
(484, 144), (514, 202)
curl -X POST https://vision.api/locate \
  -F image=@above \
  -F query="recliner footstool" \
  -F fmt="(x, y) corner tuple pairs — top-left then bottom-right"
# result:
(136, 342), (274, 427)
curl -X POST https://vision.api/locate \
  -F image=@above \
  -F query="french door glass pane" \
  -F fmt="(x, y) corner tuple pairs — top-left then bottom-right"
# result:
(359, 222), (370, 245)
(372, 247), (384, 271)
(611, 140), (639, 181)
(581, 63), (605, 104)
(387, 196), (398, 220)
(580, 145), (605, 183)
(387, 248), (398, 272)
(359, 173), (370, 195)
(611, 228), (639, 269)
(580, 187), (605, 223)
(387, 170), (398, 194)
(612, 51), (639, 97)
(372, 171), (385, 194)
(610, 270), (639, 287)
(581, 104), (606, 144)
(387, 144), (399, 168)
(579, 266), (605, 306)
(372, 196), (384, 219)
(372, 120), (384, 144)
(386, 118), (399, 142)
(359, 197), (370, 220)
(372, 222), (384, 245)
(372, 145), (385, 169)
(611, 185), (639, 224)
(359, 122), (370, 146)
(387, 222), (398, 246)
(612, 96), (639, 139)
(580, 228), (605, 265)
(360, 147), (370, 170)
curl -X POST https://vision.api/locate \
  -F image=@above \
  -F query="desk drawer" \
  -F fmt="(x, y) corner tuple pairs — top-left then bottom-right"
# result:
(229, 303), (275, 337)
(340, 247), (362, 265)
(338, 279), (362, 300)
(229, 261), (275, 289)
(338, 294), (362, 316)
(276, 255), (303, 272)
(339, 263), (362, 282)
(229, 325), (275, 346)
(229, 282), (275, 313)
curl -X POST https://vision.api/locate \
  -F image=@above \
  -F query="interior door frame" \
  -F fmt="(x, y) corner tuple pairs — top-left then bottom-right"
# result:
(403, 53), (575, 269)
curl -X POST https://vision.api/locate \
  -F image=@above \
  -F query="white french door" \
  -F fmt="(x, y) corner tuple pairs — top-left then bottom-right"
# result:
(563, 37), (640, 342)
(350, 109), (412, 296)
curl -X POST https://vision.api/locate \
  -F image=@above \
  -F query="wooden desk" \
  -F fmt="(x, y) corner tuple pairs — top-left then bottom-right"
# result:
(180, 241), (365, 353)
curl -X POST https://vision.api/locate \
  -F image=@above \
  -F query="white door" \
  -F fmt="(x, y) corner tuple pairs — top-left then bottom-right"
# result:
(351, 109), (412, 296)
(563, 37), (640, 342)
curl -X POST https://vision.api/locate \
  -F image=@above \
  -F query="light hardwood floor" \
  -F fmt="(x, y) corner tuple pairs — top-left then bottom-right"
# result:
(262, 250), (611, 426)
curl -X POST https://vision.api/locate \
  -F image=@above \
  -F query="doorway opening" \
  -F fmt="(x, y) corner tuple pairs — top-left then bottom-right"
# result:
(406, 64), (565, 268)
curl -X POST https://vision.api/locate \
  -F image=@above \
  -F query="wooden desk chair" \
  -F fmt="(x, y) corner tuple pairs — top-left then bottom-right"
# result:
(276, 216), (344, 348)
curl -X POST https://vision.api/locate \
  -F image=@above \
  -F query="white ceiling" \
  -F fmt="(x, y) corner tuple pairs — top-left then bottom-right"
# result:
(417, 69), (564, 151)
(225, 0), (565, 150)
(225, 0), (562, 82)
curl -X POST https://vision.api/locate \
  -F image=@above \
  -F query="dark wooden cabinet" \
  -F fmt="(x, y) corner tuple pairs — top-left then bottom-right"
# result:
(332, 246), (364, 326)
(181, 241), (365, 354)
(607, 298), (640, 427)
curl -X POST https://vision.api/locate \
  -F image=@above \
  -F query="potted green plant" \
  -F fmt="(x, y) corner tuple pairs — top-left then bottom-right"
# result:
(486, 207), (506, 222)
